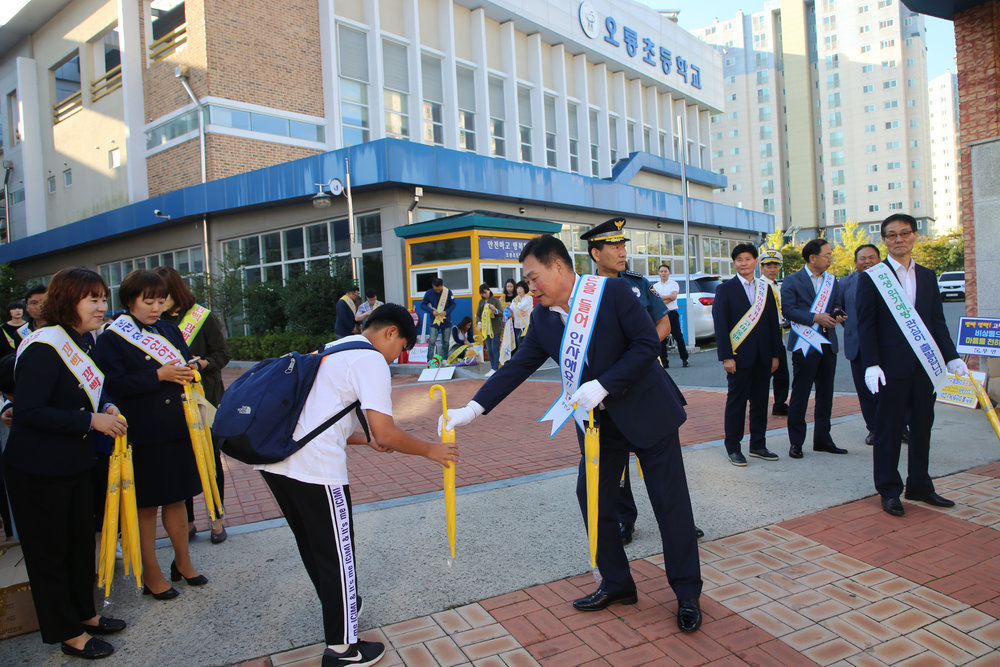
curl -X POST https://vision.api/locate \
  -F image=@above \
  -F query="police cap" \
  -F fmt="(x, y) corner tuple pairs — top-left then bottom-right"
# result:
(580, 217), (628, 244)
(759, 249), (783, 265)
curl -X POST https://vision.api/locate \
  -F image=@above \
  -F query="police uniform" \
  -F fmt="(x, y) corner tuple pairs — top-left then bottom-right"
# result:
(759, 250), (789, 414)
(581, 219), (688, 541)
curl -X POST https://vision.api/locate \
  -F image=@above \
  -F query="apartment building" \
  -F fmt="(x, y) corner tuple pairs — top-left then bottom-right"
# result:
(928, 70), (960, 236)
(0, 0), (771, 322)
(693, 0), (935, 242)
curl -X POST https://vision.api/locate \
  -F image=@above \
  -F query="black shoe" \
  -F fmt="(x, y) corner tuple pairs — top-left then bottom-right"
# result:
(61, 637), (114, 660)
(82, 616), (126, 635)
(170, 561), (208, 586)
(142, 585), (180, 600)
(683, 360), (689, 367)
(865, 431), (874, 446)
(188, 524), (197, 540)
(677, 598), (702, 633)
(572, 585), (638, 611)
(695, 526), (705, 539)
(901, 427), (910, 444)
(748, 448), (779, 461)
(619, 522), (635, 545)
(788, 445), (803, 459)
(728, 451), (748, 467)
(881, 497), (905, 516)
(322, 640), (385, 667)
(904, 490), (956, 508)
(813, 442), (848, 454)
(210, 526), (228, 544)
(772, 403), (789, 416)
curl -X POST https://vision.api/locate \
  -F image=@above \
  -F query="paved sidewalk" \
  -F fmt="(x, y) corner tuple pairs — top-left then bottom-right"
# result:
(256, 464), (1000, 667)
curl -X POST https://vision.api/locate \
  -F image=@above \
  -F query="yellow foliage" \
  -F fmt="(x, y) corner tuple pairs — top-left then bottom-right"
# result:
(829, 221), (876, 277)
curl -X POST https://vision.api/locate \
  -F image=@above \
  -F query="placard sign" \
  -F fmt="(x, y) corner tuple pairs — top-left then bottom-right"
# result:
(937, 370), (987, 409)
(479, 237), (529, 261)
(956, 317), (1000, 357)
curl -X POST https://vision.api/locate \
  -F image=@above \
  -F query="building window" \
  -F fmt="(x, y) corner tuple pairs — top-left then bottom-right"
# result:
(148, 0), (186, 65)
(92, 27), (122, 103)
(868, 184), (879, 192)
(869, 204), (880, 212)
(99, 245), (205, 312)
(6, 90), (19, 145)
(862, 64), (873, 73)
(47, 176), (56, 194)
(759, 107), (771, 122)
(609, 116), (619, 163)
(888, 161), (901, 169)
(830, 131), (844, 147)
(883, 80), (898, 89)
(488, 76), (505, 157)
(831, 150), (845, 166)
(567, 103), (580, 173)
(204, 105), (325, 143)
(757, 88), (770, 103)
(338, 25), (370, 147)
(833, 189), (846, 204)
(886, 141), (900, 149)
(828, 92), (841, 107)
(544, 94), (557, 167)
(52, 52), (82, 123)
(761, 125), (773, 139)
(63, 169), (72, 188)
(829, 112), (842, 128)
(109, 148), (121, 168)
(518, 85), (532, 163)
(382, 40), (409, 140)
(863, 84), (874, 93)
(864, 104), (876, 113)
(589, 109), (599, 175)
(456, 66), (476, 152)
(146, 109), (199, 149)
(422, 55), (443, 146)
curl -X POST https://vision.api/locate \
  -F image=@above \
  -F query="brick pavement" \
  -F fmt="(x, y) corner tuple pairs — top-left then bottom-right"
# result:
(243, 463), (1000, 666)
(184, 373), (862, 537)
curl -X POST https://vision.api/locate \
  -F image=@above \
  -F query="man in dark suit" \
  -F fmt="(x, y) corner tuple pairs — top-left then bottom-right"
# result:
(712, 243), (783, 466)
(840, 244), (882, 446)
(419, 278), (456, 361)
(441, 235), (703, 633)
(856, 214), (966, 516)
(781, 239), (848, 459)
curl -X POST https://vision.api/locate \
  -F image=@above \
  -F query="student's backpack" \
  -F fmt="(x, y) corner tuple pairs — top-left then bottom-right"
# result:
(216, 340), (378, 464)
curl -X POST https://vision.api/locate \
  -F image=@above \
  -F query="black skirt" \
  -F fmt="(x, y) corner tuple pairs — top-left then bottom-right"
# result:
(131, 436), (203, 508)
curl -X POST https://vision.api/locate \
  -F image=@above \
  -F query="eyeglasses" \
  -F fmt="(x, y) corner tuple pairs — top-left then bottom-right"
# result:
(884, 230), (915, 241)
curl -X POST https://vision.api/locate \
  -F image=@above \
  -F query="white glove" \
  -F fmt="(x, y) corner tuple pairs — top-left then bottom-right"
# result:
(865, 366), (886, 395)
(438, 401), (483, 435)
(947, 359), (969, 377)
(569, 380), (609, 413)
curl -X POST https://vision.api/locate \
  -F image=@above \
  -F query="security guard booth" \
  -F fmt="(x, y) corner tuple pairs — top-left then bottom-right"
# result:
(395, 210), (561, 336)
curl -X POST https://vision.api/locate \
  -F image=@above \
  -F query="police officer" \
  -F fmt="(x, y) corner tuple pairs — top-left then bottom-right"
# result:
(758, 250), (789, 416)
(581, 218), (701, 544)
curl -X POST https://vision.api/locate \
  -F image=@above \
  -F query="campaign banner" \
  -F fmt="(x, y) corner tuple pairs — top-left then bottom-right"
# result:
(956, 317), (1000, 357)
(937, 370), (987, 409)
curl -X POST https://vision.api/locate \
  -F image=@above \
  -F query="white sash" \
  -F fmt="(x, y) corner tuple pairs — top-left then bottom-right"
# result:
(866, 262), (948, 392)
(107, 316), (185, 365)
(729, 279), (769, 351)
(17, 322), (30, 338)
(539, 275), (606, 437)
(433, 287), (450, 326)
(16, 326), (103, 411)
(791, 271), (834, 355)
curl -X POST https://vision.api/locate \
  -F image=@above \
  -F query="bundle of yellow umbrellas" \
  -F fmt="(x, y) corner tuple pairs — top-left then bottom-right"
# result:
(182, 369), (224, 523)
(430, 384), (457, 560)
(966, 371), (1000, 442)
(98, 417), (141, 597)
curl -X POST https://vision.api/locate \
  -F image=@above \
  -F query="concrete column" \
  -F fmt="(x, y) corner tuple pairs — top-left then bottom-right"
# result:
(470, 8), (490, 156)
(500, 21), (519, 162)
(526, 33), (544, 166)
(573, 54), (592, 176)
(117, 0), (149, 202)
(404, 0), (423, 144)
(551, 44), (569, 172)
(16, 58), (44, 237)
(319, 0), (341, 149)
(439, 0), (458, 150)
(592, 63), (611, 177)
(363, 0), (385, 139)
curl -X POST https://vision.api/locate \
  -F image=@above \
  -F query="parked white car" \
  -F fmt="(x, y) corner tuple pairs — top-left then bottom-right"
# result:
(645, 273), (723, 341)
(938, 271), (965, 300)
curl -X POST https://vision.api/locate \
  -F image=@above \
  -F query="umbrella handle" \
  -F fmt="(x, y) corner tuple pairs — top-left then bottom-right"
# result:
(589, 410), (594, 429)
(430, 384), (448, 424)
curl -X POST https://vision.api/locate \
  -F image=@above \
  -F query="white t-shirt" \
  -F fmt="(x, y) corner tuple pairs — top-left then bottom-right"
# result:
(257, 336), (392, 485)
(653, 279), (680, 311)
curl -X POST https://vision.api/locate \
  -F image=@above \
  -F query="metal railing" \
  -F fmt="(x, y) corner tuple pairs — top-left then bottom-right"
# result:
(91, 65), (122, 102)
(149, 23), (187, 65)
(53, 90), (83, 124)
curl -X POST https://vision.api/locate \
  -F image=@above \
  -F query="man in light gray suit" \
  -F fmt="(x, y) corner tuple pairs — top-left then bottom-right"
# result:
(840, 244), (882, 446)
(780, 239), (848, 459)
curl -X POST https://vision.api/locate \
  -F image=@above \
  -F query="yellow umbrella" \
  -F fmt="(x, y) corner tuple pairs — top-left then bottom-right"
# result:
(182, 370), (223, 521)
(98, 416), (143, 596)
(430, 384), (456, 559)
(585, 410), (599, 569)
(967, 371), (1000, 442)
(119, 438), (142, 590)
(98, 438), (122, 596)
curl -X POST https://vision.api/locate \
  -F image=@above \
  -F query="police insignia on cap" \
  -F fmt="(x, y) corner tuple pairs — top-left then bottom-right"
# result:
(581, 217), (629, 244)
(760, 249), (783, 265)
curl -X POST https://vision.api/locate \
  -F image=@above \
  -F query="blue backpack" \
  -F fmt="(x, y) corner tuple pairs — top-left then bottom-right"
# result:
(216, 340), (378, 464)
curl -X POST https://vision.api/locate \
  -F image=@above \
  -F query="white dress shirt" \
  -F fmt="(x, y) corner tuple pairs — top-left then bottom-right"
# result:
(887, 255), (916, 304)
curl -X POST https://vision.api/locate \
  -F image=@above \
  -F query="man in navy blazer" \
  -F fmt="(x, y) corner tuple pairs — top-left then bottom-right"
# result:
(713, 243), (783, 466)
(780, 239), (847, 459)
(840, 244), (882, 445)
(441, 235), (703, 633)
(856, 214), (966, 516)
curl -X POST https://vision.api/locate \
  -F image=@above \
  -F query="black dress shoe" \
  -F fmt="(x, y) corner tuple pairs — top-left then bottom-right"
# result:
(572, 585), (638, 611)
(865, 431), (874, 446)
(210, 526), (228, 544)
(82, 616), (126, 635)
(677, 598), (702, 633)
(904, 490), (956, 507)
(62, 637), (114, 659)
(881, 497), (905, 516)
(772, 403), (789, 416)
(748, 448), (779, 461)
(170, 560), (209, 586)
(619, 522), (635, 545)
(788, 445), (803, 459)
(814, 443), (848, 454)
(682, 360), (689, 368)
(188, 524), (197, 540)
(142, 585), (180, 600)
(728, 451), (748, 467)
(695, 526), (705, 539)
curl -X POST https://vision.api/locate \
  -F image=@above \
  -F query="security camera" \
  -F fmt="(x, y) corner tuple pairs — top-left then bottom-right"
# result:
(154, 209), (162, 216)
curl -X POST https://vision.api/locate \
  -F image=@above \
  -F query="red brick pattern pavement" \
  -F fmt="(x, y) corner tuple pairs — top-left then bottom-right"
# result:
(249, 463), (1000, 666)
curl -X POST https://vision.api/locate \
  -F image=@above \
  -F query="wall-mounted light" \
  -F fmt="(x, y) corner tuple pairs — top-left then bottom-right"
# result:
(312, 178), (344, 208)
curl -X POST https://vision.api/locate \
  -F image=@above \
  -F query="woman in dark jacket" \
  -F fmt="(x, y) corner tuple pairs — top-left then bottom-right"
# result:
(3, 268), (128, 659)
(154, 265), (231, 543)
(94, 270), (207, 600)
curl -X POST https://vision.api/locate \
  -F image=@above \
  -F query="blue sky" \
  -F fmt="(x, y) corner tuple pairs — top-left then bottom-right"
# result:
(641, 1), (957, 80)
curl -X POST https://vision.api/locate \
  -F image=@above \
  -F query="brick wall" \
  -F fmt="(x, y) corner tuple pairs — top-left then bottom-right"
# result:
(955, 2), (1000, 321)
(147, 141), (202, 197)
(141, 0), (210, 122)
(205, 134), (320, 181)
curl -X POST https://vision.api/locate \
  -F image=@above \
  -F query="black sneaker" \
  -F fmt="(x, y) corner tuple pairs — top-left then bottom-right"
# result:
(748, 448), (779, 461)
(322, 641), (385, 667)
(728, 451), (748, 467)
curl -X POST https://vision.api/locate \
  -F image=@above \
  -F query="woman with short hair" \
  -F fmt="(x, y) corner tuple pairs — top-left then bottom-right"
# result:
(3, 268), (128, 659)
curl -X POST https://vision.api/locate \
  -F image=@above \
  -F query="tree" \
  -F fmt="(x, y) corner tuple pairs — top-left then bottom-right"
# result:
(283, 270), (354, 336)
(244, 281), (287, 334)
(913, 230), (964, 275)
(829, 221), (873, 277)
(189, 247), (248, 337)
(0, 264), (26, 309)
(780, 243), (805, 275)
(765, 222), (785, 250)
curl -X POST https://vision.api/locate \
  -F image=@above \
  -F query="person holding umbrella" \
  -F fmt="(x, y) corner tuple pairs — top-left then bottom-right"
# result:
(3, 268), (129, 659)
(95, 270), (207, 600)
